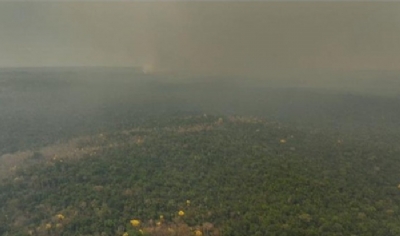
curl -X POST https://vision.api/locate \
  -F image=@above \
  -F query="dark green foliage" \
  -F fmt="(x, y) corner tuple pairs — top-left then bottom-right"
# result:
(1, 116), (400, 235)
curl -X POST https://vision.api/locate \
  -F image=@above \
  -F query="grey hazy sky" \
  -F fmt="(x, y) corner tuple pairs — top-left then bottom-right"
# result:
(1, 2), (400, 77)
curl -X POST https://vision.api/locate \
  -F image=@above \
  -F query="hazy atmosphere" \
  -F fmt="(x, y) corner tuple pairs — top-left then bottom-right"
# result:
(1, 2), (400, 73)
(1, 2), (400, 236)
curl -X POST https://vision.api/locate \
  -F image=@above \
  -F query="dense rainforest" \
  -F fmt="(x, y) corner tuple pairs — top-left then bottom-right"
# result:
(1, 115), (400, 236)
(2, 1), (400, 235)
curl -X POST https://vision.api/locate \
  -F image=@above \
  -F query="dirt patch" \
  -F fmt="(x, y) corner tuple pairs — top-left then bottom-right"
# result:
(0, 135), (102, 181)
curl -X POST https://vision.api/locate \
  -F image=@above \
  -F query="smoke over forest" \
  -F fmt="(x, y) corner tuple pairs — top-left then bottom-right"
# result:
(1, 2), (400, 236)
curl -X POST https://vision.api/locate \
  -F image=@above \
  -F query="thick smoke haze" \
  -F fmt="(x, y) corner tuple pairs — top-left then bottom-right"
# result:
(1, 2), (400, 77)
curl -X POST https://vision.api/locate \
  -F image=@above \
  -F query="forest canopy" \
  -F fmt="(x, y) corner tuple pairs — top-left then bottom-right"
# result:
(1, 115), (400, 236)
